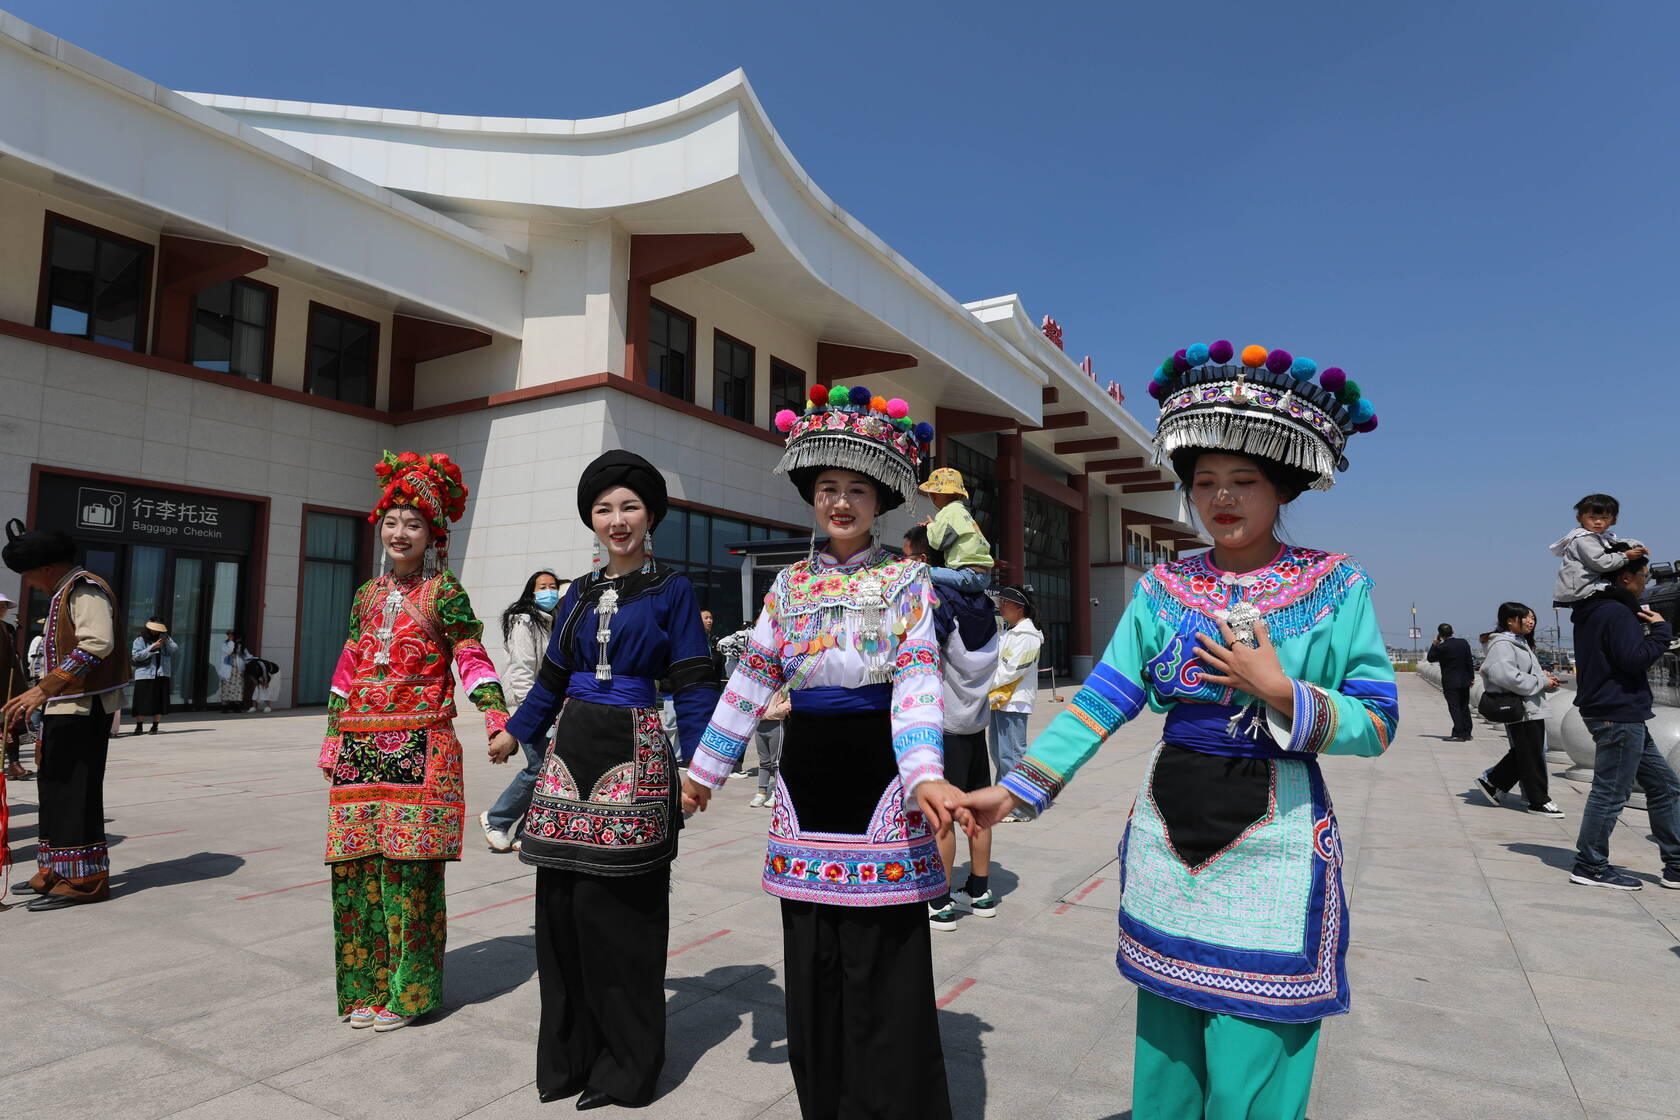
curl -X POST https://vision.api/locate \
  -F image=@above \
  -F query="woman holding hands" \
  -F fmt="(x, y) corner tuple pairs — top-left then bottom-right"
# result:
(962, 342), (1399, 1119)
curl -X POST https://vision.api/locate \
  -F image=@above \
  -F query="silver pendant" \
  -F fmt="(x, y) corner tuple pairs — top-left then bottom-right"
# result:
(373, 585), (403, 666)
(594, 587), (619, 681)
(852, 574), (891, 684)
(1220, 601), (1263, 647)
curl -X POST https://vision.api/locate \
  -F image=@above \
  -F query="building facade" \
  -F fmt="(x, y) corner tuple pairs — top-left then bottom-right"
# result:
(0, 15), (1202, 705)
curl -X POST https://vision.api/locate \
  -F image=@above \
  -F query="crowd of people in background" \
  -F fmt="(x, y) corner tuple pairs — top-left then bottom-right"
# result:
(1431, 492), (1679, 892)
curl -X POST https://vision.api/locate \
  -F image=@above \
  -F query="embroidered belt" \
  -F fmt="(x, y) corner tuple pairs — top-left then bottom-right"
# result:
(789, 684), (890, 714)
(566, 674), (656, 708)
(1162, 703), (1299, 760)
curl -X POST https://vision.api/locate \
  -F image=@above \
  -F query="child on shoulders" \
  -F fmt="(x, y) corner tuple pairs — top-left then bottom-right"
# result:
(918, 468), (994, 594)
(1551, 492), (1647, 608)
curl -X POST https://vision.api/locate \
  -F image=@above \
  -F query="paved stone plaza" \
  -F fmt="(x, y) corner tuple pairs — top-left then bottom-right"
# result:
(3, 673), (1679, 1119)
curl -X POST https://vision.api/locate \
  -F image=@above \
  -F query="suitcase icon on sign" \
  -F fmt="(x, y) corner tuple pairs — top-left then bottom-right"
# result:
(76, 488), (124, 533)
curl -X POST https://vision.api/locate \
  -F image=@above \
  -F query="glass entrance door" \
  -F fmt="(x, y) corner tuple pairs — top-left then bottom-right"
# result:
(168, 553), (244, 707)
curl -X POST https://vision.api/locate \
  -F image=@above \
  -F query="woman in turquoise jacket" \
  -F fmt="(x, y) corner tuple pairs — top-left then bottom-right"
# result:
(964, 341), (1399, 1120)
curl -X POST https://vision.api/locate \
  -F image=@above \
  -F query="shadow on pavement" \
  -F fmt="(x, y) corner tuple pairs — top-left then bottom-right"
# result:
(940, 1005), (994, 1120)
(658, 965), (787, 1098)
(112, 851), (247, 895)
(1502, 842), (1577, 871)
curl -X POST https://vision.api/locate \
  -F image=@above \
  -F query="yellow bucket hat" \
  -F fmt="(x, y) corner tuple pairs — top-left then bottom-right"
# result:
(918, 467), (968, 498)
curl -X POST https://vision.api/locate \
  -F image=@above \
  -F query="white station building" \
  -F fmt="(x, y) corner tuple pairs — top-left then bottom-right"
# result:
(0, 13), (1202, 708)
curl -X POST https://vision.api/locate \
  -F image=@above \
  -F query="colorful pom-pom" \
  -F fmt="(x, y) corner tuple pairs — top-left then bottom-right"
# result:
(1319, 367), (1346, 393)
(869, 395), (888, 413)
(895, 417), (913, 431)
(1288, 357), (1317, 381)
(1354, 414), (1378, 434)
(1264, 348), (1293, 375)
(1208, 339), (1234, 364)
(829, 385), (850, 405)
(1152, 368), (1173, 386)
(1147, 380), (1165, 399)
(1241, 345), (1268, 368)
(1350, 398), (1375, 424)
(774, 409), (798, 432)
(912, 421), (935, 444)
(886, 398), (910, 419)
(1185, 343), (1210, 365)
(1171, 350), (1191, 374)
(808, 383), (828, 405)
(1337, 380), (1362, 405)
(848, 385), (872, 405)
(1158, 359), (1175, 379)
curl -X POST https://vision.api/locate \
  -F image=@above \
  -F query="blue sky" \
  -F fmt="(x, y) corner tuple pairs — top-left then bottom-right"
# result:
(14, 0), (1675, 647)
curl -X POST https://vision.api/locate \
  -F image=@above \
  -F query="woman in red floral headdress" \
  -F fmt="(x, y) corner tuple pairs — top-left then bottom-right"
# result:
(316, 450), (509, 1032)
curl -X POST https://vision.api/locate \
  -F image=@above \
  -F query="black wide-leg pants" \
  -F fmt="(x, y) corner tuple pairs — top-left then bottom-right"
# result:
(36, 709), (111, 881)
(780, 898), (952, 1120)
(534, 865), (670, 1105)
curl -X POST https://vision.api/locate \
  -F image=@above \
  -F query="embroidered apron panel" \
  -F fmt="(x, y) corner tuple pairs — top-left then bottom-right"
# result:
(1149, 745), (1273, 868)
(1122, 746), (1313, 953)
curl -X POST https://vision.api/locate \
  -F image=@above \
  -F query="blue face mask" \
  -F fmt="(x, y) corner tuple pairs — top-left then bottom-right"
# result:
(534, 588), (561, 611)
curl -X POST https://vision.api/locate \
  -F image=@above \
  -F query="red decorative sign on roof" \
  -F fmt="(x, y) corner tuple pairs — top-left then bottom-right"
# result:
(1041, 315), (1064, 350)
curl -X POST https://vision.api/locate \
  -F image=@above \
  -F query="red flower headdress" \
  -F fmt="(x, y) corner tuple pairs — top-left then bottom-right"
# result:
(368, 450), (468, 549)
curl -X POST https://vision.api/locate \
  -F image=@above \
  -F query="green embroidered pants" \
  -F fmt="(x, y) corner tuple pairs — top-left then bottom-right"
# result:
(1132, 989), (1321, 1120)
(330, 856), (447, 1017)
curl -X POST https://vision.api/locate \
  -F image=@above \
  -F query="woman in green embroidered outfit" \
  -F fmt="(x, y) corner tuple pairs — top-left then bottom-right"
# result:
(963, 343), (1398, 1120)
(317, 451), (509, 1032)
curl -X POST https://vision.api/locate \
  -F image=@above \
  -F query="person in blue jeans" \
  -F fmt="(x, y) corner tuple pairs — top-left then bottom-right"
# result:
(1568, 556), (1680, 890)
(481, 570), (566, 852)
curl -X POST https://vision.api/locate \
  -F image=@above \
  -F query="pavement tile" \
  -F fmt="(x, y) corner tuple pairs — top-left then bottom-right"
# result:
(1345, 944), (1542, 1019)
(1553, 1025), (1680, 1108)
(1309, 1053), (1587, 1119)
(150, 981), (371, 1079)
(1525, 971), (1680, 1044)
(0, 1038), (249, 1120)
(161, 1083), (341, 1119)
(1332, 992), (1574, 1095)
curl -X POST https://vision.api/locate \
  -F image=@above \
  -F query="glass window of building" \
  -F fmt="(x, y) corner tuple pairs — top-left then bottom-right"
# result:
(306, 304), (379, 406)
(297, 510), (365, 704)
(769, 359), (806, 428)
(648, 301), (694, 402)
(713, 331), (754, 422)
(945, 439), (1001, 561)
(39, 214), (153, 351)
(656, 506), (791, 631)
(191, 278), (275, 382)
(1023, 491), (1073, 676)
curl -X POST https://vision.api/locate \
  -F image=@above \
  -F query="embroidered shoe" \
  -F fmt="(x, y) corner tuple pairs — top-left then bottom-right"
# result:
(1569, 866), (1642, 891)
(749, 791), (767, 808)
(928, 903), (960, 931)
(347, 1006), (376, 1028)
(1528, 802), (1566, 818)
(1473, 774), (1502, 807)
(372, 1007), (414, 1031)
(1661, 867), (1680, 890)
(955, 888), (998, 916)
(480, 810), (514, 853)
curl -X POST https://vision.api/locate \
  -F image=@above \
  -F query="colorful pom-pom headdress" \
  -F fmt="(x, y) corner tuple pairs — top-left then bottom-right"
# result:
(773, 385), (933, 513)
(369, 450), (468, 560)
(1145, 340), (1379, 492)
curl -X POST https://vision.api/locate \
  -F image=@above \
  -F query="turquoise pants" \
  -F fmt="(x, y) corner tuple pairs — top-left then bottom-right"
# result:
(1133, 989), (1321, 1120)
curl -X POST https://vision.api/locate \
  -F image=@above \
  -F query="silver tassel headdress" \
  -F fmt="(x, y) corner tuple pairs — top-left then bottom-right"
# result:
(772, 384), (933, 514)
(1146, 341), (1380, 493)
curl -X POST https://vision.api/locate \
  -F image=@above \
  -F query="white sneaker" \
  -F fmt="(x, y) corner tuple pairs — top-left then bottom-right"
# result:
(479, 810), (514, 853)
(763, 794), (776, 811)
(261, 704), (272, 713)
(244, 705), (259, 713)
(749, 791), (767, 808)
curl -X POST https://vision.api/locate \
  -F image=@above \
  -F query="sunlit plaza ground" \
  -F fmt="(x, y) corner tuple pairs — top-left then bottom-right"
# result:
(4, 673), (1679, 1119)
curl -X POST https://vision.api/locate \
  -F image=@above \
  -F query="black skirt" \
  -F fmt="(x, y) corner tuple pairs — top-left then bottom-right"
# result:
(518, 698), (679, 876)
(131, 677), (171, 718)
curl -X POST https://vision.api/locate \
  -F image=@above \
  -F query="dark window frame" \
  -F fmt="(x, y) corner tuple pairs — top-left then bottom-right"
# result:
(712, 328), (756, 424)
(768, 357), (806, 429)
(303, 301), (381, 408)
(189, 276), (278, 383)
(35, 210), (156, 352)
(647, 299), (696, 403)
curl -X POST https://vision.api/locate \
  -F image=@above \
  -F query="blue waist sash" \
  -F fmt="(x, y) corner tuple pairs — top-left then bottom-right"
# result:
(1162, 702), (1300, 761)
(789, 684), (891, 715)
(566, 674), (657, 709)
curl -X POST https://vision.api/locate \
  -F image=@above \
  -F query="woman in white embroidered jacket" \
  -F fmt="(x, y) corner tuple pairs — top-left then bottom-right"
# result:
(682, 384), (963, 1120)
(962, 342), (1399, 1120)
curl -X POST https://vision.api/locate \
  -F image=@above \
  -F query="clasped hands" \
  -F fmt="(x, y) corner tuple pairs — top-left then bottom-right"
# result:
(679, 774), (974, 837)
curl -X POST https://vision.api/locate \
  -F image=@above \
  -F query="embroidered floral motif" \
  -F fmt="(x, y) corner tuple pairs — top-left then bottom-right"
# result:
(1142, 547), (1370, 642)
(536, 752), (580, 800)
(591, 762), (635, 803)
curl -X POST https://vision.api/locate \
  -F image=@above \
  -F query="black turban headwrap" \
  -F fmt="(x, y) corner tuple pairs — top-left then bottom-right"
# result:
(577, 451), (668, 529)
(3, 518), (75, 575)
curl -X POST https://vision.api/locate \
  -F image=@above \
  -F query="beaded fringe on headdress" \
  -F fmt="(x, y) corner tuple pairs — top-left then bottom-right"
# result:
(776, 431), (919, 507)
(1156, 406), (1337, 492)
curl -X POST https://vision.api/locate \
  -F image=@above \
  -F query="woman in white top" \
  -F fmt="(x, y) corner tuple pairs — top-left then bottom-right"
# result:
(481, 570), (565, 852)
(988, 585), (1043, 798)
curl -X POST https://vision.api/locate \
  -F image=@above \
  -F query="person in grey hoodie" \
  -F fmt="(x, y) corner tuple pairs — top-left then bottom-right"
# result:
(1472, 602), (1565, 817)
(1550, 493), (1646, 607)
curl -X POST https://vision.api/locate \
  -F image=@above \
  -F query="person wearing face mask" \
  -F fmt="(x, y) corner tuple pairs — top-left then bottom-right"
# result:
(683, 385), (963, 1120)
(317, 451), (509, 1033)
(960, 342), (1397, 1120)
(487, 450), (718, 1111)
(480, 569), (567, 852)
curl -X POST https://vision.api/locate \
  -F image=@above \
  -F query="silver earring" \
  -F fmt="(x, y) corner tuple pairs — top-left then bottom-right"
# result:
(423, 545), (440, 578)
(591, 537), (602, 569)
(806, 524), (819, 562)
(644, 529), (654, 555)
